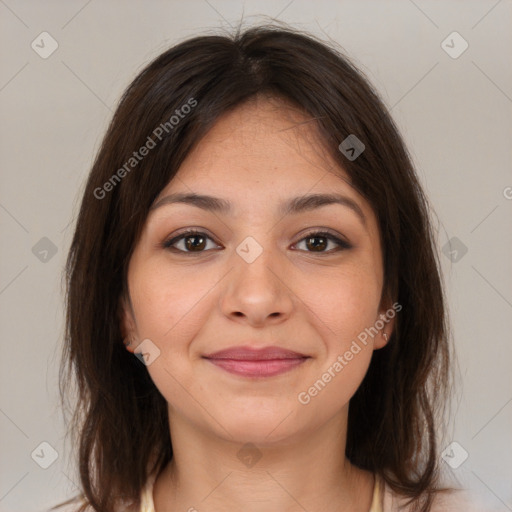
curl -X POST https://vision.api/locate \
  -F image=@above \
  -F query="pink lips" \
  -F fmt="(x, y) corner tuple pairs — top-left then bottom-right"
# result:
(203, 346), (309, 378)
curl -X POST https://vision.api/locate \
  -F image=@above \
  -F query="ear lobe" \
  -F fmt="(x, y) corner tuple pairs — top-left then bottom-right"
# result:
(374, 331), (392, 351)
(373, 295), (398, 350)
(118, 294), (137, 351)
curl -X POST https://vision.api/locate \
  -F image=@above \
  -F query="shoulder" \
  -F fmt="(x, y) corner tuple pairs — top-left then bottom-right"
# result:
(45, 497), (140, 512)
(381, 481), (491, 512)
(429, 488), (481, 511)
(429, 487), (504, 512)
(44, 500), (90, 512)
(44, 497), (94, 512)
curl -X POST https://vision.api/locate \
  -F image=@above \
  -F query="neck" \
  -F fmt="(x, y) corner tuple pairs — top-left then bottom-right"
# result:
(153, 407), (375, 512)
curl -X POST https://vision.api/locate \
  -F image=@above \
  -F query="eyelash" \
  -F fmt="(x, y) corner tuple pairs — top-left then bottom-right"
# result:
(162, 228), (352, 255)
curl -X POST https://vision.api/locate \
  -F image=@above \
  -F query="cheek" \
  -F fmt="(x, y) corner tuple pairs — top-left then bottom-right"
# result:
(300, 265), (382, 342)
(129, 264), (212, 414)
(296, 266), (380, 414)
(299, 345), (373, 423)
(130, 260), (216, 342)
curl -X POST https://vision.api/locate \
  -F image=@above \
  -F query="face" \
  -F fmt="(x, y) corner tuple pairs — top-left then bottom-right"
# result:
(121, 96), (394, 445)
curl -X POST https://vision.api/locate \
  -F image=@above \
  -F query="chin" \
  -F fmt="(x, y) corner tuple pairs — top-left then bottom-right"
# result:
(213, 404), (305, 445)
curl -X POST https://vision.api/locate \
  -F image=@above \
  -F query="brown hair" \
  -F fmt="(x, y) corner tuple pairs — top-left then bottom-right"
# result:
(56, 23), (453, 512)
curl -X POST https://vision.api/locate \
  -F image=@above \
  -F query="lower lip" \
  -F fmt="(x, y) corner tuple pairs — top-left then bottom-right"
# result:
(205, 358), (307, 377)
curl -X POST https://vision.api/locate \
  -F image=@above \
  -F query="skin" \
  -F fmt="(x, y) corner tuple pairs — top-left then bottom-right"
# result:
(121, 94), (395, 512)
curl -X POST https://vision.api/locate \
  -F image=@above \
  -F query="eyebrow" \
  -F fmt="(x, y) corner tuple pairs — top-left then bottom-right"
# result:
(149, 192), (366, 226)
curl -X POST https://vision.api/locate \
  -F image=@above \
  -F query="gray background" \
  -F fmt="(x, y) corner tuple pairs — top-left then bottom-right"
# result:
(0, 1), (511, 511)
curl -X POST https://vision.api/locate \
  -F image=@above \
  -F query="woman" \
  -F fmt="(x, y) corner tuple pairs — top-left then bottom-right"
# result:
(53, 24), (476, 512)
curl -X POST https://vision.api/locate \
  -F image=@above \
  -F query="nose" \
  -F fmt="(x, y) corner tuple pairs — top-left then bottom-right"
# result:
(220, 245), (294, 327)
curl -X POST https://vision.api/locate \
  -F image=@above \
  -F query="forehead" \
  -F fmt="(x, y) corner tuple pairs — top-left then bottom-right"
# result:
(181, 97), (341, 181)
(153, 96), (374, 224)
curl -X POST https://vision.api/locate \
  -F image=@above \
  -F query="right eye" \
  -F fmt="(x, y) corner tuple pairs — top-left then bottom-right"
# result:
(162, 229), (222, 254)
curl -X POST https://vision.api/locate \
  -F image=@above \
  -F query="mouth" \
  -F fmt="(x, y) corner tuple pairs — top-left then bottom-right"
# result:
(202, 346), (310, 378)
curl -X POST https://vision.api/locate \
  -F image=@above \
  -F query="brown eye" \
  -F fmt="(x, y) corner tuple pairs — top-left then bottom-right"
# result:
(294, 231), (352, 253)
(305, 235), (328, 252)
(184, 234), (207, 251)
(163, 230), (220, 253)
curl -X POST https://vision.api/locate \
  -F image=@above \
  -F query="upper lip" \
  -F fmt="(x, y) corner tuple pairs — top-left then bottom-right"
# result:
(203, 346), (308, 360)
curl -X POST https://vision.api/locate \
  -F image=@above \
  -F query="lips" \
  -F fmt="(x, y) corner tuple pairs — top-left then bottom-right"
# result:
(202, 346), (309, 378)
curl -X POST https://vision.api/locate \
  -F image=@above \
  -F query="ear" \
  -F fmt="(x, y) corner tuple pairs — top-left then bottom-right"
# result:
(118, 293), (138, 353)
(373, 293), (399, 350)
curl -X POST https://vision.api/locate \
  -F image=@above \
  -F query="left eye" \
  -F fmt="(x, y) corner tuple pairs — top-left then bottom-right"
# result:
(293, 231), (352, 253)
(163, 230), (351, 254)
